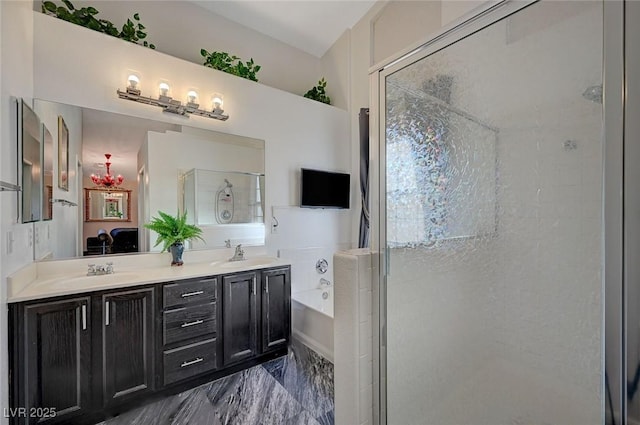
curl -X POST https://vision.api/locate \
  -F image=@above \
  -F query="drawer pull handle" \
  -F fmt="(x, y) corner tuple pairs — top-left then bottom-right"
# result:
(181, 290), (204, 298)
(181, 319), (204, 328)
(181, 357), (204, 368)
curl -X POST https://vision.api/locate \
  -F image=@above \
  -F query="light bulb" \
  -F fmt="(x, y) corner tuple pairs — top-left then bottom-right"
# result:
(127, 74), (139, 89)
(187, 90), (198, 104)
(159, 82), (170, 97)
(212, 94), (223, 110)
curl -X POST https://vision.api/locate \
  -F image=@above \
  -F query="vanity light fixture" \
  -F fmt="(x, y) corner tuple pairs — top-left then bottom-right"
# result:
(117, 76), (229, 121)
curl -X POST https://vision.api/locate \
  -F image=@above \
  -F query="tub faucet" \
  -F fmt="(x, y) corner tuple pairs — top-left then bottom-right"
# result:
(319, 278), (331, 287)
(230, 244), (245, 262)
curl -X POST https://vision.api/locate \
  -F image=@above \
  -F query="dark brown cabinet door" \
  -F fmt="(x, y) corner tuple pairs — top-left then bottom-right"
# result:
(101, 288), (155, 407)
(23, 297), (92, 424)
(261, 267), (291, 353)
(222, 272), (258, 366)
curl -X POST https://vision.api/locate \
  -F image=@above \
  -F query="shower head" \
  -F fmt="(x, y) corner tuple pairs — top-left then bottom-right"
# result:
(582, 84), (602, 104)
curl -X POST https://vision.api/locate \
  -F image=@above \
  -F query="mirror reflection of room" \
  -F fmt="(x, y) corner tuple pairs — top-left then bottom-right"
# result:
(33, 99), (266, 259)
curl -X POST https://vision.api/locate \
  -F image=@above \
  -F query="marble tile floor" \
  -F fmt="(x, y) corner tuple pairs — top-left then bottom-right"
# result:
(97, 341), (334, 425)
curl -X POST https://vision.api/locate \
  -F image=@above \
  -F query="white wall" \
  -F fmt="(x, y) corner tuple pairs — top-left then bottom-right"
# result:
(32, 11), (350, 258)
(320, 30), (351, 111)
(44, 0), (323, 98)
(372, 0), (442, 66)
(0, 2), (35, 422)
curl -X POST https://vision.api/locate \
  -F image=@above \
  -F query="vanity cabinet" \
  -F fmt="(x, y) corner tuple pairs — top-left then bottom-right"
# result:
(261, 267), (291, 353)
(222, 271), (259, 366)
(11, 297), (92, 424)
(100, 287), (155, 407)
(222, 267), (292, 365)
(9, 265), (290, 425)
(161, 276), (219, 386)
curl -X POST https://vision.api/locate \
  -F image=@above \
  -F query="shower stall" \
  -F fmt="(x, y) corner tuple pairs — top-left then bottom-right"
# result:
(371, 1), (637, 424)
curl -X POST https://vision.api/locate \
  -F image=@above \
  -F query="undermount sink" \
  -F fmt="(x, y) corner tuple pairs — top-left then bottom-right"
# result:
(39, 271), (147, 290)
(210, 256), (279, 269)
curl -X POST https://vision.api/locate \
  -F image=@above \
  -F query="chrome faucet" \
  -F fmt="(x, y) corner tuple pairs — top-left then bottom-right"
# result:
(229, 244), (245, 262)
(225, 239), (231, 248)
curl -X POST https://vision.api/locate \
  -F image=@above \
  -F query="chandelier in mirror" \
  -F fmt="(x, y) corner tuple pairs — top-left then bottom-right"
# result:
(91, 153), (124, 188)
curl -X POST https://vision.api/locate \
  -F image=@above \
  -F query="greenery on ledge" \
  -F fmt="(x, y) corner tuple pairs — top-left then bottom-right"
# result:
(303, 78), (331, 105)
(42, 0), (156, 49)
(200, 49), (261, 82)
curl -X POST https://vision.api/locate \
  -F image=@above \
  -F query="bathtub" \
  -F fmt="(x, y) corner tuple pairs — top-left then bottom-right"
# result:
(292, 287), (334, 362)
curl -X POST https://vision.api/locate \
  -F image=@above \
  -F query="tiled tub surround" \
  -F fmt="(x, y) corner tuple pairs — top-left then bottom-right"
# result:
(334, 249), (373, 425)
(8, 248), (292, 425)
(96, 340), (334, 425)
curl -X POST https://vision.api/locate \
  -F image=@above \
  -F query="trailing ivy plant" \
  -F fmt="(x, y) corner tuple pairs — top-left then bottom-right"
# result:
(41, 0), (156, 49)
(200, 49), (261, 82)
(303, 78), (331, 105)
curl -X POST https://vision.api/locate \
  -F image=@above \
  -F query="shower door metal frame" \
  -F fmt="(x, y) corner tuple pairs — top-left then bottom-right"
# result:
(369, 1), (624, 424)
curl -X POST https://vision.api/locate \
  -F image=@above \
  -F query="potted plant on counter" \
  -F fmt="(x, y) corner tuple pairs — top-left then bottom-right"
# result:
(144, 211), (203, 266)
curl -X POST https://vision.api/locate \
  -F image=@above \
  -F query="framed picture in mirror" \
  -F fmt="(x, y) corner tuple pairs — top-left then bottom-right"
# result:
(42, 124), (53, 220)
(85, 188), (131, 222)
(58, 116), (69, 191)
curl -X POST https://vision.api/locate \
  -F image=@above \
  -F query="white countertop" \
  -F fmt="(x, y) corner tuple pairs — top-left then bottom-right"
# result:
(8, 248), (290, 303)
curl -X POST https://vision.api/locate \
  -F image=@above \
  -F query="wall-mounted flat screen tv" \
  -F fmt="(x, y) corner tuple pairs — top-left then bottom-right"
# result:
(300, 168), (350, 209)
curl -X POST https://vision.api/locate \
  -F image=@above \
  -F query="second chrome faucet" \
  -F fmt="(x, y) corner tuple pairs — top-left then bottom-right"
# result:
(229, 244), (245, 262)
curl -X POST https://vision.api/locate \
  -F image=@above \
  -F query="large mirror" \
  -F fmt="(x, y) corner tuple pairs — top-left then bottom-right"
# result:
(33, 99), (266, 259)
(20, 100), (42, 223)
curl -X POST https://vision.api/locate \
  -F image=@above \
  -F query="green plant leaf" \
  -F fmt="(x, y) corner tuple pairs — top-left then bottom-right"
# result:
(61, 0), (75, 10)
(43, 1), (57, 13)
(200, 49), (261, 82)
(303, 78), (331, 105)
(42, 1), (156, 49)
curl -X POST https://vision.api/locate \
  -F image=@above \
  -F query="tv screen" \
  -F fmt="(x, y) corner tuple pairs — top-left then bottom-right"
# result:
(301, 168), (350, 209)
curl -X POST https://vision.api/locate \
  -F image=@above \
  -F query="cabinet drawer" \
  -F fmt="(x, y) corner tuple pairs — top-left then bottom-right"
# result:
(163, 338), (217, 385)
(163, 277), (217, 308)
(163, 302), (216, 346)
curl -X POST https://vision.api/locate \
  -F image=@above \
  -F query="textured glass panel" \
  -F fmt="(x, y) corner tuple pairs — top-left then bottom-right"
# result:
(384, 1), (603, 424)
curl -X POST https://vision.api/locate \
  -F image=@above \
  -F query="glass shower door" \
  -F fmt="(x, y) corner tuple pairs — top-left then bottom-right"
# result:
(380, 1), (604, 424)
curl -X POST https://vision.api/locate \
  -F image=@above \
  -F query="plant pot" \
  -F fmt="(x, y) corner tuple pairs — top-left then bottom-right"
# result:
(169, 242), (184, 266)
